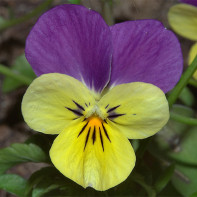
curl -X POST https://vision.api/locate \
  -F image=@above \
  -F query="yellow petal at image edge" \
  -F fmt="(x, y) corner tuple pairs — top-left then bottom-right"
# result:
(50, 120), (136, 191)
(168, 4), (197, 41)
(22, 73), (95, 134)
(189, 42), (197, 80)
(98, 82), (169, 139)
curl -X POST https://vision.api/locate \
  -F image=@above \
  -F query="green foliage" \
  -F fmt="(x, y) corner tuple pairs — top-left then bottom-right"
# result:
(179, 87), (195, 107)
(25, 166), (87, 197)
(150, 105), (197, 196)
(132, 172), (156, 197)
(0, 16), (6, 26)
(26, 167), (63, 197)
(0, 0), (53, 31)
(0, 174), (27, 197)
(190, 191), (197, 197)
(154, 164), (175, 193)
(171, 127), (197, 196)
(2, 54), (36, 93)
(158, 182), (180, 196)
(68, 0), (81, 4)
(0, 143), (49, 174)
(168, 55), (197, 108)
(25, 133), (55, 154)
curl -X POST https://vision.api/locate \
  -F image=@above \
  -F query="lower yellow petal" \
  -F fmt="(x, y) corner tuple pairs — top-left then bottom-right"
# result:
(168, 4), (197, 41)
(188, 42), (197, 80)
(98, 82), (169, 139)
(50, 117), (135, 191)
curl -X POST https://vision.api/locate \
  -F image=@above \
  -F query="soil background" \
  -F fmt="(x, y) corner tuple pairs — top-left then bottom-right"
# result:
(0, 0), (193, 196)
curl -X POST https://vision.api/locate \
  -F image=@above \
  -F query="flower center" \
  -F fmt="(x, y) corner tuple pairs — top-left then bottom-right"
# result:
(85, 105), (105, 119)
(77, 116), (111, 152)
(65, 100), (126, 152)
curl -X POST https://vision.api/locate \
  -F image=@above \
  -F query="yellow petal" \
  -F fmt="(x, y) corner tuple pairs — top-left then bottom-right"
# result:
(22, 73), (95, 134)
(98, 82), (169, 139)
(188, 42), (197, 80)
(168, 4), (197, 41)
(50, 117), (135, 191)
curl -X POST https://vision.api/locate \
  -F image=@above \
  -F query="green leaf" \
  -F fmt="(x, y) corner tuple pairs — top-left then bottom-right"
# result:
(26, 167), (99, 196)
(68, 0), (81, 4)
(32, 184), (60, 197)
(189, 78), (197, 88)
(190, 191), (197, 197)
(151, 104), (194, 154)
(150, 105), (197, 196)
(2, 54), (36, 92)
(131, 172), (156, 197)
(171, 126), (197, 196)
(0, 174), (27, 197)
(131, 139), (139, 152)
(25, 133), (55, 154)
(158, 182), (181, 197)
(170, 112), (197, 126)
(179, 87), (195, 107)
(154, 164), (175, 193)
(26, 167), (70, 197)
(0, 143), (49, 174)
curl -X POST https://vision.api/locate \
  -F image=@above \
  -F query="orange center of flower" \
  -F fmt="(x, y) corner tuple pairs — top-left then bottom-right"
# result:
(77, 116), (111, 152)
(88, 116), (103, 127)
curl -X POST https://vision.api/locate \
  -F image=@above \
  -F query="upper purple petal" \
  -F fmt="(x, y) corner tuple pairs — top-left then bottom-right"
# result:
(25, 4), (112, 93)
(180, 0), (197, 6)
(109, 20), (183, 93)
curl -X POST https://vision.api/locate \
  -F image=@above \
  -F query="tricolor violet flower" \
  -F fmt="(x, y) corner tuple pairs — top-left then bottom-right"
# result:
(22, 4), (182, 191)
(168, 0), (197, 79)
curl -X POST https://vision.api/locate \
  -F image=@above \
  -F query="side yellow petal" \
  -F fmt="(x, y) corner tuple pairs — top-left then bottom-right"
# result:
(188, 42), (197, 80)
(50, 117), (136, 191)
(168, 4), (197, 41)
(22, 73), (95, 134)
(98, 82), (169, 139)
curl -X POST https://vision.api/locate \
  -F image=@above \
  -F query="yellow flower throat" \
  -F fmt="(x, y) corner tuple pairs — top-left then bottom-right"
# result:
(65, 100), (125, 152)
(77, 116), (111, 151)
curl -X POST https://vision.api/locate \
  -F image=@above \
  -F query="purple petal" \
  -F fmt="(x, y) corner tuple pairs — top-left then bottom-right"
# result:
(180, 0), (197, 6)
(109, 20), (183, 93)
(25, 5), (112, 93)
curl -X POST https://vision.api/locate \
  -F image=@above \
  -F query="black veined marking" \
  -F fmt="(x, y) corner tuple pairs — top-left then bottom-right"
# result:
(92, 126), (96, 144)
(78, 121), (89, 137)
(107, 105), (120, 113)
(108, 113), (125, 119)
(73, 100), (85, 111)
(105, 104), (109, 109)
(99, 127), (104, 152)
(84, 127), (91, 151)
(65, 107), (83, 116)
(102, 123), (111, 142)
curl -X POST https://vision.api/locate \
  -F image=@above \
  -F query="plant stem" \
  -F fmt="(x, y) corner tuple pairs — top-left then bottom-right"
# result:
(170, 112), (197, 126)
(188, 78), (197, 88)
(0, 0), (53, 31)
(131, 173), (156, 197)
(168, 55), (197, 108)
(101, 0), (114, 26)
(0, 64), (32, 85)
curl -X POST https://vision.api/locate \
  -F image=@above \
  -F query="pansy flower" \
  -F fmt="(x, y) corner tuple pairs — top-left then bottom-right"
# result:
(168, 0), (197, 79)
(22, 4), (182, 191)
